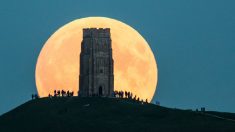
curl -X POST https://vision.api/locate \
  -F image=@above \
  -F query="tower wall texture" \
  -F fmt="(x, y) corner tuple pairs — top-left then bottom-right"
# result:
(79, 28), (114, 97)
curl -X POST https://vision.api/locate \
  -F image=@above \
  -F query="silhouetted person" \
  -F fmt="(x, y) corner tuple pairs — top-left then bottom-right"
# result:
(121, 91), (124, 98)
(117, 91), (120, 98)
(67, 91), (70, 97)
(201, 107), (206, 112)
(127, 92), (130, 99)
(133, 95), (136, 101)
(125, 91), (127, 98)
(141, 99), (144, 104)
(137, 97), (140, 102)
(54, 90), (57, 97)
(114, 91), (118, 98)
(130, 92), (133, 99)
(145, 99), (148, 103)
(34, 94), (39, 99)
(64, 90), (67, 97)
(57, 90), (61, 97)
(32, 94), (34, 100)
(63, 90), (66, 97)
(155, 101), (160, 106)
(61, 90), (64, 97)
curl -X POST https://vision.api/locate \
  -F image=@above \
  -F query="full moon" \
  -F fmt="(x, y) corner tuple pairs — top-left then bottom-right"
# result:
(35, 17), (158, 101)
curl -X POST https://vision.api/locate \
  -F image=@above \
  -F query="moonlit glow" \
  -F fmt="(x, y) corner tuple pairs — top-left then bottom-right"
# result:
(35, 17), (158, 101)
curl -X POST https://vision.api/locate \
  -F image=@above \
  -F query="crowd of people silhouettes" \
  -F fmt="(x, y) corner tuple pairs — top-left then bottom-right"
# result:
(31, 94), (39, 100)
(32, 90), (149, 104)
(50, 90), (74, 97)
(31, 90), (74, 100)
(114, 90), (148, 104)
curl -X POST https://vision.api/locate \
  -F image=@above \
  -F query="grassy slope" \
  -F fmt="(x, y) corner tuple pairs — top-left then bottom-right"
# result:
(0, 97), (235, 132)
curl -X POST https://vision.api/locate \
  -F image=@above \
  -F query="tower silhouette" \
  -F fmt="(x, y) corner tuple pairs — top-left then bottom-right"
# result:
(79, 28), (114, 97)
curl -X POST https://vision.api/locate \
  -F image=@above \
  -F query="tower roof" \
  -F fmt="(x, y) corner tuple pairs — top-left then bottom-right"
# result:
(83, 28), (110, 38)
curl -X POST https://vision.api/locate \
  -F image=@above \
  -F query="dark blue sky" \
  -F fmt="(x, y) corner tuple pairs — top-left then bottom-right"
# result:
(0, 0), (235, 115)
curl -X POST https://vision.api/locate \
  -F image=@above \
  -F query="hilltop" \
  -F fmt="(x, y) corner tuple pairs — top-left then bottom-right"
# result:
(0, 97), (235, 132)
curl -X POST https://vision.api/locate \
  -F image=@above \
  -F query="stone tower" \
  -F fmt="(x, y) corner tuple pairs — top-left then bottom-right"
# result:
(79, 28), (114, 97)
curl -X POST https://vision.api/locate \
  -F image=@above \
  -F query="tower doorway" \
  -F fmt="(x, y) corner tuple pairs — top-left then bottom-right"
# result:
(99, 86), (103, 96)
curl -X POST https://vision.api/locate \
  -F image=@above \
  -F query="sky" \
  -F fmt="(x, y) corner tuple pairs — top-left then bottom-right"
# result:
(0, 0), (235, 115)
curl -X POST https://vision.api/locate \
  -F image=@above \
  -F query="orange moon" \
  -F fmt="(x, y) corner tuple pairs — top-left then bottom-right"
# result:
(35, 17), (158, 101)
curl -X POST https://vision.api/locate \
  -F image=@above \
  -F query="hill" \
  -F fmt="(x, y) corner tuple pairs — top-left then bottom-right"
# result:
(0, 97), (235, 132)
